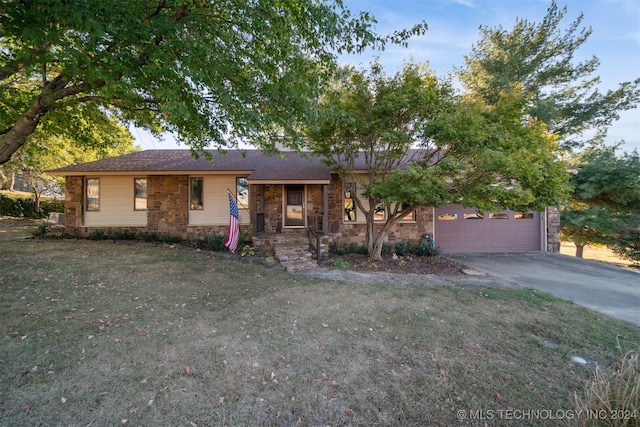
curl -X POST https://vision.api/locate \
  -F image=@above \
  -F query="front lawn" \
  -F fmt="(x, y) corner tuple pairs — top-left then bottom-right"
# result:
(0, 238), (638, 426)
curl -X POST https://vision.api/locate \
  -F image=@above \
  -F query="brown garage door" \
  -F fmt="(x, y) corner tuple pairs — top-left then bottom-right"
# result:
(434, 204), (541, 253)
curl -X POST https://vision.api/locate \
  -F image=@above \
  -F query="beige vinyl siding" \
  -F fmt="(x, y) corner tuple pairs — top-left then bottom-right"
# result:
(189, 176), (250, 226)
(84, 176), (147, 227)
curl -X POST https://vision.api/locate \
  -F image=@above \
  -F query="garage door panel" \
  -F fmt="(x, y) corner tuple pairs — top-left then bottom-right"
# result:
(435, 204), (541, 253)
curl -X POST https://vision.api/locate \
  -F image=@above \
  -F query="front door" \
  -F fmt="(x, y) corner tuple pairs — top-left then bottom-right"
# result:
(285, 185), (305, 227)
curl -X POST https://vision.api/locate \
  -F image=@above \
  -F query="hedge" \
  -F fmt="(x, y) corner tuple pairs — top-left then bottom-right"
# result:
(0, 193), (65, 218)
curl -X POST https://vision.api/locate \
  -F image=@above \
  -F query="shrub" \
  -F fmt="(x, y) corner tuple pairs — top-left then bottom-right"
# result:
(414, 243), (441, 257)
(138, 231), (159, 242)
(0, 193), (24, 217)
(31, 223), (48, 238)
(111, 230), (136, 240)
(39, 199), (65, 217)
(240, 245), (254, 257)
(0, 193), (64, 218)
(381, 242), (393, 256)
(572, 350), (639, 427)
(392, 240), (441, 257)
(330, 242), (368, 255)
(88, 229), (108, 240)
(331, 259), (349, 270)
(160, 234), (182, 244)
(198, 235), (227, 251)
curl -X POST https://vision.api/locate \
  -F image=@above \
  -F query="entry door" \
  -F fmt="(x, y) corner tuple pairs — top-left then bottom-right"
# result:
(285, 185), (305, 227)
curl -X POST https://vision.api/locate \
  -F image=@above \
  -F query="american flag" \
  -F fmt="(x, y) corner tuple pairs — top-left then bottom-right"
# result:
(224, 192), (240, 252)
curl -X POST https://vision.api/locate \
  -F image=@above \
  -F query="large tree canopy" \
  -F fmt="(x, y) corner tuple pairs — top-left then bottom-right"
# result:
(458, 0), (640, 150)
(0, 0), (426, 165)
(307, 63), (566, 259)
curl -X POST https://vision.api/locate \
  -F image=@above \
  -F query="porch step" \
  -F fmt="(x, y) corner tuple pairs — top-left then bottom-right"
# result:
(273, 243), (318, 272)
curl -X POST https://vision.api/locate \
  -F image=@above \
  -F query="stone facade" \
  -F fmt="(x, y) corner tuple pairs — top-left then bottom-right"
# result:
(546, 205), (561, 252)
(263, 184), (283, 232)
(147, 175), (189, 236)
(64, 176), (84, 233)
(326, 174), (434, 247)
(63, 172), (559, 251)
(63, 175), (240, 240)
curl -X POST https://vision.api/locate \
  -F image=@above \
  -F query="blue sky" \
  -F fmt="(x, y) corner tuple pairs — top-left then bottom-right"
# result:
(136, 0), (640, 152)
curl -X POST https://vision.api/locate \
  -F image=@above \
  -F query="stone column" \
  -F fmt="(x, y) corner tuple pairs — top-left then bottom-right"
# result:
(64, 176), (84, 235)
(147, 175), (189, 238)
(546, 206), (561, 252)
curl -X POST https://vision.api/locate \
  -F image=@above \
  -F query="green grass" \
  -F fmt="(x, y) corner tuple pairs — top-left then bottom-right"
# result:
(0, 235), (638, 426)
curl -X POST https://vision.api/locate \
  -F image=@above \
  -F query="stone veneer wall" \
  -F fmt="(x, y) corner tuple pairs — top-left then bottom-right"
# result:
(263, 184), (283, 232)
(261, 183), (336, 234)
(327, 174), (434, 246)
(63, 175), (240, 240)
(546, 205), (561, 252)
(146, 175), (189, 237)
(64, 176), (84, 236)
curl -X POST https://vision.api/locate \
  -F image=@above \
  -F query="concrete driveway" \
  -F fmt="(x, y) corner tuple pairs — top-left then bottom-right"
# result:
(447, 252), (640, 327)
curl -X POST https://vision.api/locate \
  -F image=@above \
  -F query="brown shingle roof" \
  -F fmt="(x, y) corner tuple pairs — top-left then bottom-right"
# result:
(48, 148), (429, 181)
(48, 150), (332, 182)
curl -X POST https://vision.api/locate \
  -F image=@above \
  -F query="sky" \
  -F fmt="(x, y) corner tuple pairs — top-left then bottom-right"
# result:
(135, 0), (640, 152)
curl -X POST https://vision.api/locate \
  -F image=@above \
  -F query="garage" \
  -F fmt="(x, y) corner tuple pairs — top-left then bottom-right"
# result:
(434, 204), (542, 253)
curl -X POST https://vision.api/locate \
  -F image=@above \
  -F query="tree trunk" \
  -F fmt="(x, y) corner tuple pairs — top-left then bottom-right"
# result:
(0, 76), (73, 165)
(1, 171), (15, 190)
(369, 230), (388, 261)
(575, 244), (585, 258)
(366, 207), (403, 261)
(32, 184), (41, 215)
(0, 106), (48, 165)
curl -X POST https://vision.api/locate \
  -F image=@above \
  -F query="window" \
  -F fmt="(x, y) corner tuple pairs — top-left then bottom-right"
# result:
(343, 184), (356, 222)
(236, 177), (249, 208)
(190, 178), (203, 210)
(85, 178), (100, 211)
(400, 204), (414, 221)
(489, 212), (509, 219)
(464, 212), (484, 220)
(437, 213), (458, 220)
(515, 212), (534, 219)
(373, 202), (385, 221)
(134, 178), (147, 211)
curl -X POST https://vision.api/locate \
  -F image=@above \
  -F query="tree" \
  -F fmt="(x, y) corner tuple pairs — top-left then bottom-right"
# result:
(611, 213), (640, 264)
(458, 0), (640, 150)
(0, 117), (136, 213)
(0, 0), (426, 165)
(307, 63), (566, 259)
(561, 143), (640, 258)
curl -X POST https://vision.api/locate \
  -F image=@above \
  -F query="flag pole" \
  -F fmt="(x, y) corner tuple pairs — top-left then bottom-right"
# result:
(226, 188), (248, 211)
